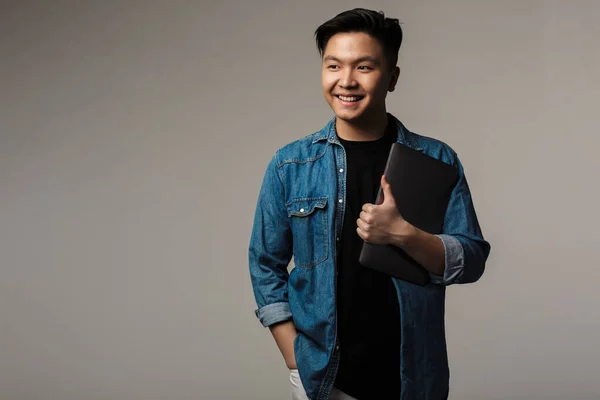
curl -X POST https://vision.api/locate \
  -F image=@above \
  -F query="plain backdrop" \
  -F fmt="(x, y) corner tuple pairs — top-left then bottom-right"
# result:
(1, 1), (599, 399)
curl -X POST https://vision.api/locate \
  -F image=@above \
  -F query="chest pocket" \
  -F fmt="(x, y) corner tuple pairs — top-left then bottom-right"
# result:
(286, 197), (329, 268)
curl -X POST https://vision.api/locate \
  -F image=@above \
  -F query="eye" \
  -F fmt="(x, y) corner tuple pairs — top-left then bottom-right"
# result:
(357, 65), (372, 71)
(327, 65), (340, 70)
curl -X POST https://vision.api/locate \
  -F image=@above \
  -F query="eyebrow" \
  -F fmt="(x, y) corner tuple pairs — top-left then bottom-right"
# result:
(323, 55), (381, 65)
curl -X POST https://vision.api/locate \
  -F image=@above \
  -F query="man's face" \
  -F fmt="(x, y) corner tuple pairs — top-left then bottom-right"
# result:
(321, 32), (399, 124)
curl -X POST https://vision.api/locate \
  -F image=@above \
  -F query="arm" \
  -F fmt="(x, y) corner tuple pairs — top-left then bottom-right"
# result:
(269, 320), (298, 369)
(389, 223), (446, 276)
(249, 154), (297, 366)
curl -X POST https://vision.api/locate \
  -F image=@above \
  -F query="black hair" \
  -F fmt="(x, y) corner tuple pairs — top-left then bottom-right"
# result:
(314, 8), (403, 67)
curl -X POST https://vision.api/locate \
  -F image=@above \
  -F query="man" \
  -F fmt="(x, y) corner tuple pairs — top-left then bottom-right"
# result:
(249, 8), (491, 400)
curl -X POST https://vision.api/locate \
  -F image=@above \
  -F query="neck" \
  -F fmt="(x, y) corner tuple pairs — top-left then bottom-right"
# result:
(335, 109), (389, 142)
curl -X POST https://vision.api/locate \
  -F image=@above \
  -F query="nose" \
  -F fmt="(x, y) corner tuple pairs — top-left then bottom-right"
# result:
(338, 68), (357, 89)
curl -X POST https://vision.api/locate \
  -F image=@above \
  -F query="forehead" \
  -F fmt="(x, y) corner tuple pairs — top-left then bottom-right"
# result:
(323, 32), (384, 60)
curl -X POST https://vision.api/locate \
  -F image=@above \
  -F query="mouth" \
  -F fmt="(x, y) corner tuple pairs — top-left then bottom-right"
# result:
(335, 95), (365, 103)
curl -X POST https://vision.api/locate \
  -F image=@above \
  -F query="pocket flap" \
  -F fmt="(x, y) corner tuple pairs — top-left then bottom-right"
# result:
(286, 197), (328, 217)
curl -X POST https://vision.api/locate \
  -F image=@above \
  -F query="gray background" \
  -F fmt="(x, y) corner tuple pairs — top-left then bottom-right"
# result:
(1, 1), (599, 399)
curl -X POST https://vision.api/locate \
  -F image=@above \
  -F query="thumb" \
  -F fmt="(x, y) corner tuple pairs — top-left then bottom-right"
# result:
(381, 175), (395, 206)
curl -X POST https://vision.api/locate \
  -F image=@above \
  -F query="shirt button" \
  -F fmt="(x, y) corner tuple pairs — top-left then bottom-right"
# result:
(299, 208), (304, 213)
(338, 199), (343, 203)
(339, 168), (344, 173)
(336, 237), (340, 242)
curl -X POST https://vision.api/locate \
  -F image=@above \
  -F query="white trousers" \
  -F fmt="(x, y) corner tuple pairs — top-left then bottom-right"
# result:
(290, 369), (358, 400)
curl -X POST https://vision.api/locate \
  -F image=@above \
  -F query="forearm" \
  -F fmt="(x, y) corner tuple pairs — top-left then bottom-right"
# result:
(391, 221), (445, 276)
(269, 319), (298, 369)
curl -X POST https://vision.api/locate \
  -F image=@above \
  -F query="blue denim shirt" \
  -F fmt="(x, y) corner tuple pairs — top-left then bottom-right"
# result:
(249, 116), (491, 400)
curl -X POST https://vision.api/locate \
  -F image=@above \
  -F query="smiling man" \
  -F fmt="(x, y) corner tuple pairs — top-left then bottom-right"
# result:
(249, 8), (491, 400)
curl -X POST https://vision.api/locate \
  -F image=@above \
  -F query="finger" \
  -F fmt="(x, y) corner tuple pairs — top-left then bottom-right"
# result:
(362, 203), (374, 213)
(359, 211), (370, 224)
(381, 175), (395, 205)
(356, 218), (368, 232)
(356, 227), (368, 242)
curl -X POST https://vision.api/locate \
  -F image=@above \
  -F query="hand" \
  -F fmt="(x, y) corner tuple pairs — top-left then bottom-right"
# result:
(357, 175), (413, 246)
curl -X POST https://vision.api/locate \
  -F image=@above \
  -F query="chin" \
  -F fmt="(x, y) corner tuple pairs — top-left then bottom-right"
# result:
(332, 107), (367, 122)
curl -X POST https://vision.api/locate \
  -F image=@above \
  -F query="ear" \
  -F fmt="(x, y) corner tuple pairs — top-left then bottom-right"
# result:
(389, 66), (400, 92)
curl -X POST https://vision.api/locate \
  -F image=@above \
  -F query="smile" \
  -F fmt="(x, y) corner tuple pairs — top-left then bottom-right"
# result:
(336, 95), (364, 102)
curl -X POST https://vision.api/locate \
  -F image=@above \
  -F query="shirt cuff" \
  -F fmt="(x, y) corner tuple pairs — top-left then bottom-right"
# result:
(430, 234), (465, 285)
(254, 302), (293, 327)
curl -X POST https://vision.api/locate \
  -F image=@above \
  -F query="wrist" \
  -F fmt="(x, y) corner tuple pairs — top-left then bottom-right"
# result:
(391, 219), (418, 248)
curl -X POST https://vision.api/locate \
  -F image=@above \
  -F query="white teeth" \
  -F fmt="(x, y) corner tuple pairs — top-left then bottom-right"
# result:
(338, 95), (361, 102)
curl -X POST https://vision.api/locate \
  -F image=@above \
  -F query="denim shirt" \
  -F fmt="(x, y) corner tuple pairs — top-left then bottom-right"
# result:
(249, 116), (491, 400)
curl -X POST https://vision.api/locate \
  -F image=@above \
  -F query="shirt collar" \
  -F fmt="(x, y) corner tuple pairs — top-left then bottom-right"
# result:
(312, 114), (424, 152)
(311, 116), (336, 144)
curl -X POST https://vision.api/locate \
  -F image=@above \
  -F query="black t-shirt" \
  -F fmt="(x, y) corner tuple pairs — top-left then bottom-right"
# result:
(333, 116), (401, 400)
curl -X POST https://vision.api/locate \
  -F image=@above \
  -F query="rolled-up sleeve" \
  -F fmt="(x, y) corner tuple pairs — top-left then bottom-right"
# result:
(430, 154), (491, 286)
(430, 234), (465, 284)
(254, 302), (293, 327)
(249, 154), (294, 327)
